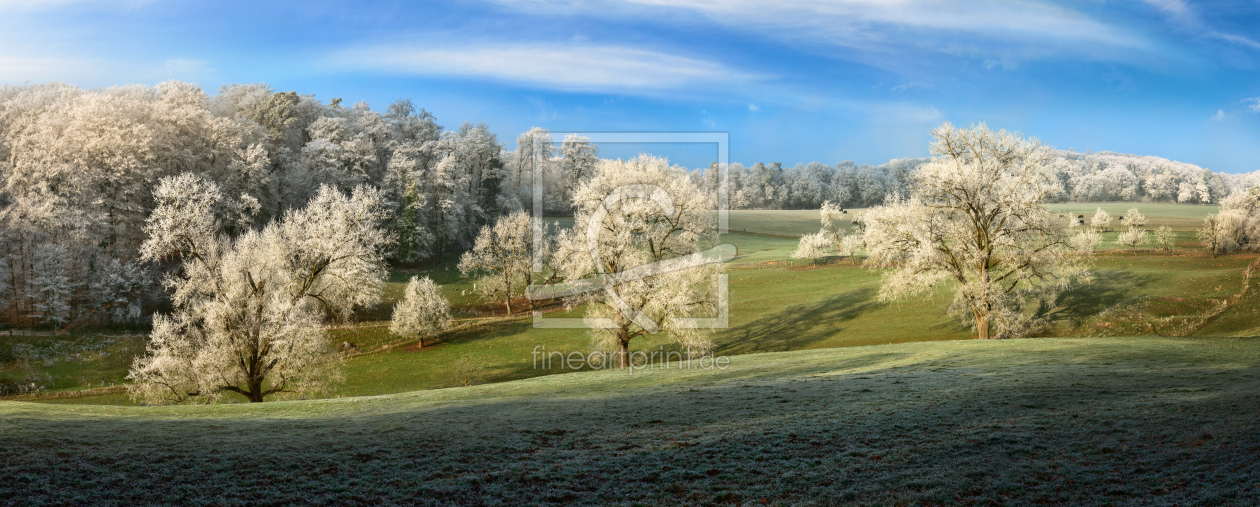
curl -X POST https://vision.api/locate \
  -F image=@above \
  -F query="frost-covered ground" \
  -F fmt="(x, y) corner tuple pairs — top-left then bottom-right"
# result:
(3, 336), (1259, 505)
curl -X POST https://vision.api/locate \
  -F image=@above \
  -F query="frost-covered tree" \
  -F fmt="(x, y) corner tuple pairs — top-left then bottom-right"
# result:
(1123, 207), (1146, 228)
(840, 233), (865, 264)
(26, 243), (73, 330)
(389, 276), (452, 348)
(510, 127), (553, 207)
(1071, 228), (1103, 257)
(1154, 226), (1176, 253)
(382, 141), (435, 262)
(87, 257), (150, 325)
(425, 153), (473, 262)
(791, 232), (831, 266)
(863, 123), (1091, 339)
(458, 211), (544, 314)
(1198, 213), (1234, 258)
(553, 155), (721, 366)
(0, 258), (8, 314)
(127, 174), (390, 403)
(817, 201), (847, 246)
(559, 134), (598, 210)
(1091, 208), (1112, 232)
(1219, 189), (1260, 251)
(794, 201), (851, 264)
(447, 122), (503, 219)
(1116, 227), (1149, 255)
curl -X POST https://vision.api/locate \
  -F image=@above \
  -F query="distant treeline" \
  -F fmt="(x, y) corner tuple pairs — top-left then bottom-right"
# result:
(699, 151), (1258, 210)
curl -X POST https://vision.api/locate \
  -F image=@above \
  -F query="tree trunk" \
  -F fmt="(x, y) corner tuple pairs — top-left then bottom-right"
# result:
(505, 296), (513, 315)
(976, 313), (991, 340)
(246, 379), (265, 403)
(618, 339), (630, 368)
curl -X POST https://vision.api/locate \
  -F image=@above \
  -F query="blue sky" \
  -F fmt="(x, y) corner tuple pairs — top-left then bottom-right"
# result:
(2, 0), (1259, 172)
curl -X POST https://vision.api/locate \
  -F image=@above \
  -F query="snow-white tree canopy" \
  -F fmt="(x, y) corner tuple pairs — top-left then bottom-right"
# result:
(560, 134), (598, 193)
(128, 174), (391, 403)
(1154, 225), (1176, 253)
(552, 155), (723, 366)
(389, 276), (452, 348)
(458, 210), (544, 314)
(863, 122), (1092, 339)
(1071, 228), (1103, 257)
(1116, 227), (1149, 254)
(1092, 208), (1112, 231)
(1123, 207), (1147, 228)
(791, 232), (832, 264)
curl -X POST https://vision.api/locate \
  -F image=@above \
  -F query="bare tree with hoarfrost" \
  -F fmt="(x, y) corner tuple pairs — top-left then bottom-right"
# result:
(791, 232), (832, 266)
(560, 134), (599, 205)
(840, 233), (865, 264)
(793, 201), (862, 264)
(1116, 226), (1149, 255)
(551, 155), (722, 367)
(1218, 189), (1260, 251)
(127, 174), (390, 403)
(1091, 208), (1112, 232)
(0, 259), (7, 313)
(863, 123), (1091, 339)
(510, 127), (553, 207)
(817, 201), (847, 245)
(1154, 226), (1176, 253)
(1198, 213), (1236, 258)
(26, 243), (73, 330)
(1123, 207), (1146, 228)
(389, 276), (452, 348)
(1071, 228), (1103, 257)
(458, 210), (546, 314)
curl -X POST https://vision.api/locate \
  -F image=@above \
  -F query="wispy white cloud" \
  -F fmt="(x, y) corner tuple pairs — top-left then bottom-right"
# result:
(747, 102), (759, 112)
(1210, 32), (1260, 51)
(1246, 98), (1260, 113)
(1213, 109), (1226, 121)
(490, 0), (1153, 65)
(1140, 0), (1190, 18)
(328, 42), (765, 94)
(1135, 0), (1260, 53)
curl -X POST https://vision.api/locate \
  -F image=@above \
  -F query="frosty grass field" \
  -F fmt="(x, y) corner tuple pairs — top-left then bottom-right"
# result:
(4, 337), (1260, 504)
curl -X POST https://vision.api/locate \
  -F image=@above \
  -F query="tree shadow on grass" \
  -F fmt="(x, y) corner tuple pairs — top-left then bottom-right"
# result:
(1048, 268), (1159, 324)
(716, 287), (881, 355)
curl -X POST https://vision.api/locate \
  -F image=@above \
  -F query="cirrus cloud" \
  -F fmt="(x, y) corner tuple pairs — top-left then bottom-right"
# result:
(328, 42), (767, 95)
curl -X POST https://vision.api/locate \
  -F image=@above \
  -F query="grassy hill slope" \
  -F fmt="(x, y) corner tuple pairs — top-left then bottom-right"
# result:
(4, 336), (1260, 505)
